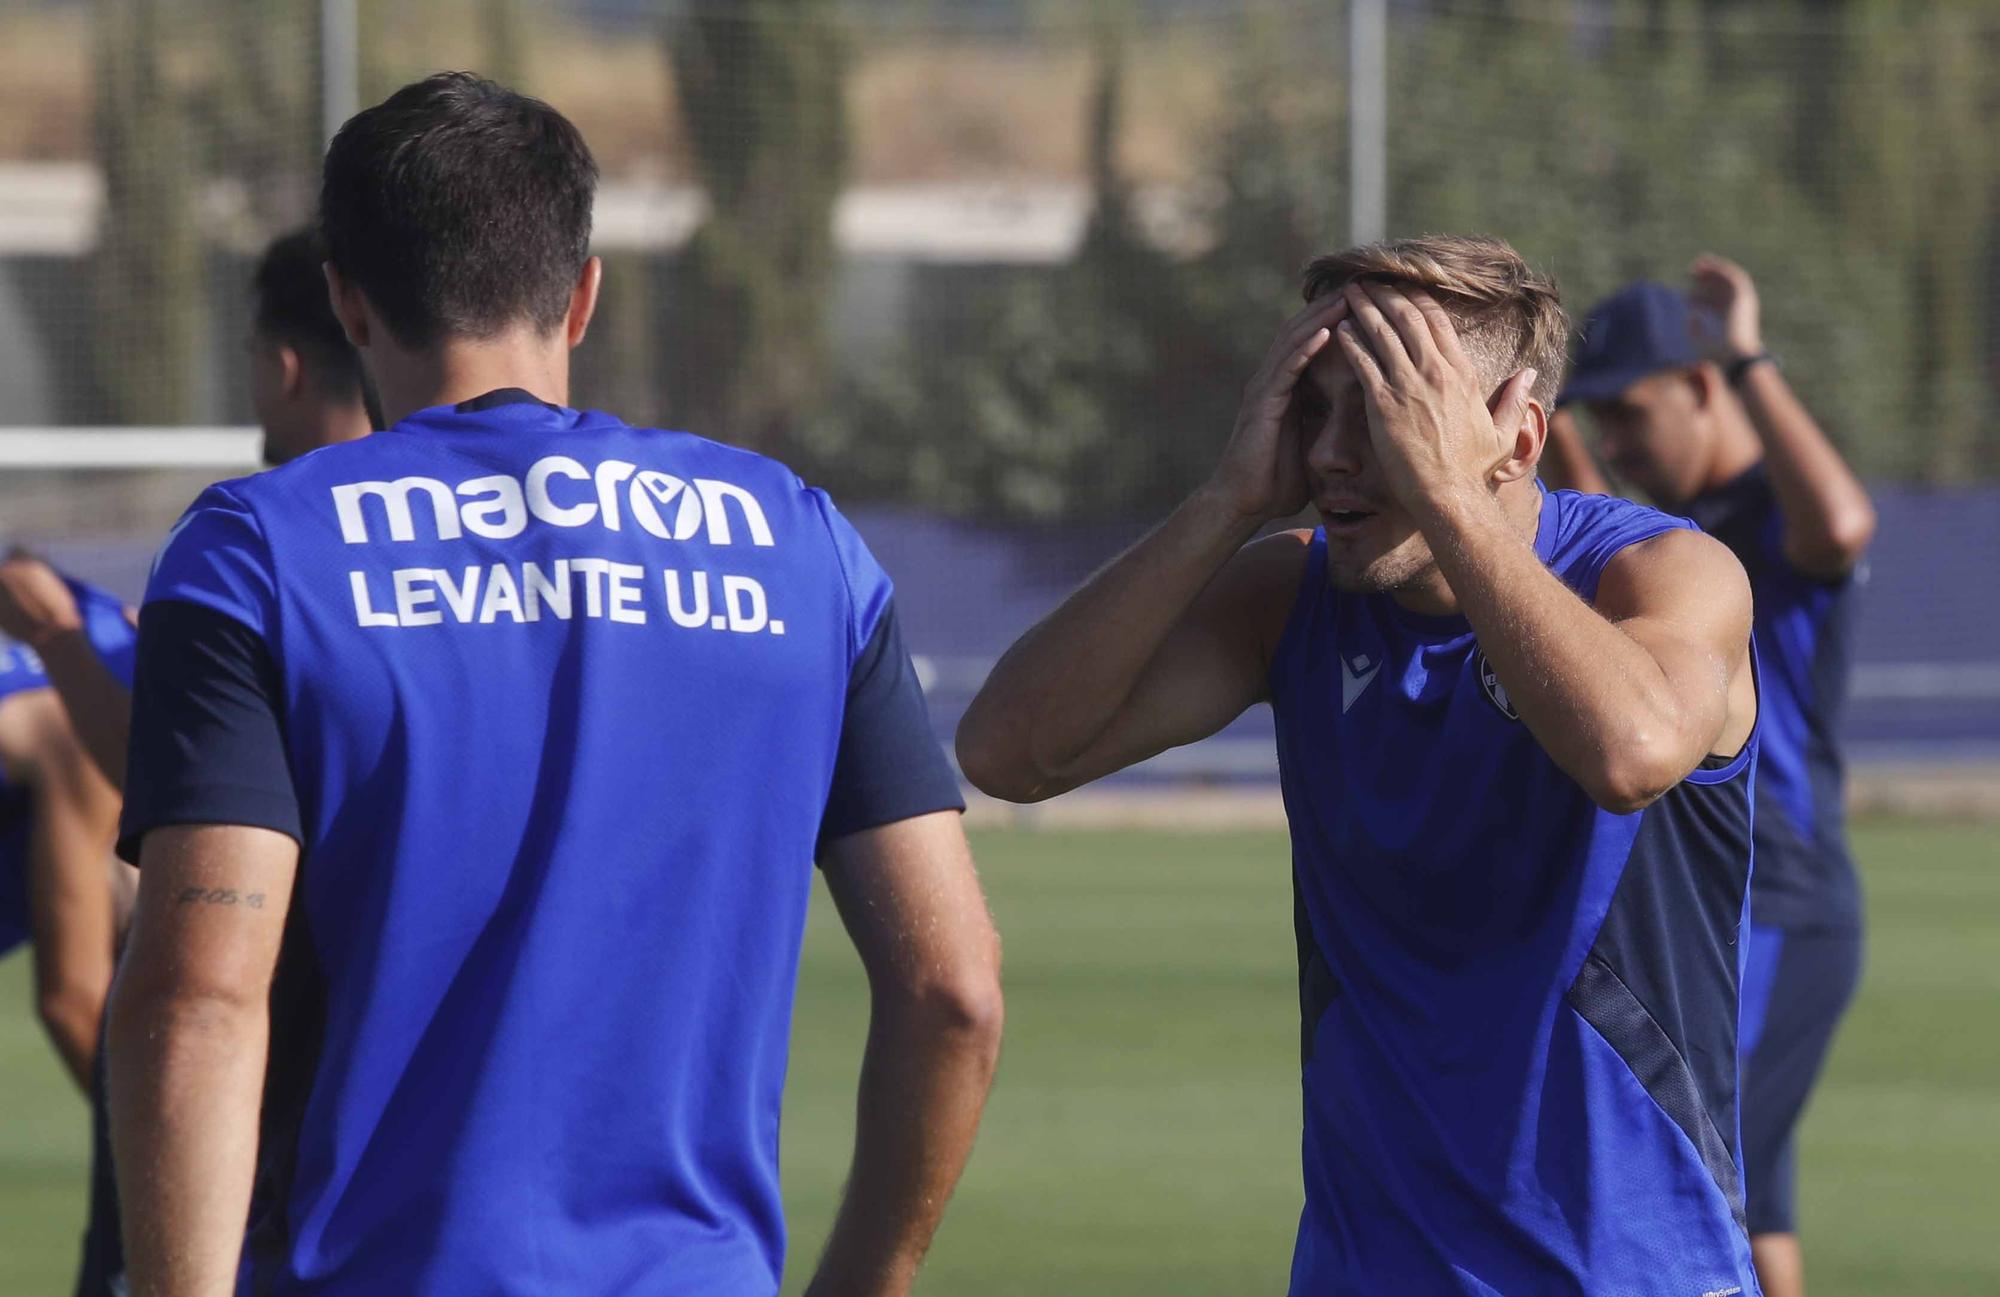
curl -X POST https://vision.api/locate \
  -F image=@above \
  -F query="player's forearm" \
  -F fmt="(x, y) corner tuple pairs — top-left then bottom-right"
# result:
(35, 982), (101, 1091)
(33, 627), (132, 791)
(806, 986), (1002, 1297)
(1733, 363), (1875, 575)
(957, 487), (1258, 793)
(108, 981), (267, 1297)
(1421, 491), (1695, 811)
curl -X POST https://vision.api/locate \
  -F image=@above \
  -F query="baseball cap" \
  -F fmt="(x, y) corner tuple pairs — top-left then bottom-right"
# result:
(1558, 280), (1700, 406)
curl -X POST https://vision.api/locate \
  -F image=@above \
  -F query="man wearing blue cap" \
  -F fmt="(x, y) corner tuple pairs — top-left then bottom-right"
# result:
(1551, 254), (1875, 1297)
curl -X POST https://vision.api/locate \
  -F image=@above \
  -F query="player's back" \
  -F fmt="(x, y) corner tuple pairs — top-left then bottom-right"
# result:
(1271, 487), (1762, 1297)
(153, 392), (879, 1294)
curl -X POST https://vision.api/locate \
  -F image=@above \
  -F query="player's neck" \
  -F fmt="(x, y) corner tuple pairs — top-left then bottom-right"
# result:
(368, 331), (572, 426)
(1697, 411), (1764, 496)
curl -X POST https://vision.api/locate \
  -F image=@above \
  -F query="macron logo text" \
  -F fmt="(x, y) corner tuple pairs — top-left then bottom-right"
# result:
(331, 458), (776, 548)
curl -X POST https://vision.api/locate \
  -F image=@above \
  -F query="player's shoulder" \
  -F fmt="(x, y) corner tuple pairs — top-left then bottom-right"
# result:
(1597, 523), (1751, 617)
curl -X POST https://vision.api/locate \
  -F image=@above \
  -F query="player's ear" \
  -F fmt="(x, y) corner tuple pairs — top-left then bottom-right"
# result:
(323, 263), (371, 350)
(1686, 361), (1724, 411)
(277, 344), (305, 400)
(565, 256), (603, 349)
(1488, 368), (1545, 485)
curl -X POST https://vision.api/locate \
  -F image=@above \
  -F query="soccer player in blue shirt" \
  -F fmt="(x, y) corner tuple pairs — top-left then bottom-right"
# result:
(0, 227), (379, 1297)
(960, 235), (1763, 1295)
(0, 591), (127, 1088)
(106, 73), (1001, 1297)
(1551, 257), (1875, 1297)
(0, 563), (134, 1297)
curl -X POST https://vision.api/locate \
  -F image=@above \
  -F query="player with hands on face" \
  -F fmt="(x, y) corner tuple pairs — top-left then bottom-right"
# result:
(1555, 253), (1876, 1297)
(961, 235), (1764, 1295)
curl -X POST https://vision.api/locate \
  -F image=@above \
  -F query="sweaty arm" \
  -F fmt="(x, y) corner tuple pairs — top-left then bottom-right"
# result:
(956, 296), (1348, 803)
(108, 595), (304, 1297)
(1333, 280), (1754, 814)
(0, 689), (120, 1090)
(1432, 511), (1754, 811)
(808, 813), (1002, 1297)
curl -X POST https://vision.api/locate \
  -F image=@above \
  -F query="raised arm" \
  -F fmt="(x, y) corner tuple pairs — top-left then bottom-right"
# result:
(0, 689), (120, 1090)
(1689, 254), (1875, 579)
(955, 297), (1347, 802)
(806, 811), (1002, 1297)
(0, 555), (135, 790)
(1335, 282), (1756, 813)
(108, 823), (298, 1297)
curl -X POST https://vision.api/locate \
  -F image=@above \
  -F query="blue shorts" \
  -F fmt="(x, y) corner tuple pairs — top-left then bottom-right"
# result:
(1737, 922), (1864, 1236)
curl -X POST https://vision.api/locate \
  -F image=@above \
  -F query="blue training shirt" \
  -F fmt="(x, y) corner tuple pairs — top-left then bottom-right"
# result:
(118, 391), (962, 1296)
(1687, 464), (1860, 932)
(1271, 487), (1761, 1296)
(0, 577), (138, 959)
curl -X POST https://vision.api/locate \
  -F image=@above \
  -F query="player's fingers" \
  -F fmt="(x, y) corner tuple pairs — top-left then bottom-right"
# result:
(1333, 320), (1388, 408)
(1404, 288), (1471, 370)
(1256, 299), (1347, 390)
(1493, 367), (1539, 432)
(1342, 284), (1417, 386)
(1362, 282), (1437, 373)
(1282, 327), (1333, 377)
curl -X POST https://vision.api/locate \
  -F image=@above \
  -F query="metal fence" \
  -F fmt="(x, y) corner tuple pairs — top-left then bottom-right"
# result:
(0, 0), (1996, 764)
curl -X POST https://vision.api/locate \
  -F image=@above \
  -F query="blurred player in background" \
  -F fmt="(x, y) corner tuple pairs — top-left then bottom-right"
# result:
(1551, 256), (1875, 1297)
(0, 564), (134, 1297)
(2, 224), (380, 1297)
(248, 227), (378, 467)
(960, 235), (1763, 1294)
(0, 227), (377, 801)
(108, 73), (1000, 1297)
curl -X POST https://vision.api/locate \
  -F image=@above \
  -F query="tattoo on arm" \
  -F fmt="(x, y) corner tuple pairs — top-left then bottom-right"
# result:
(174, 886), (266, 910)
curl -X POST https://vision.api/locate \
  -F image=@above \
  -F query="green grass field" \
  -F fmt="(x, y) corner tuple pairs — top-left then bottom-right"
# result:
(2, 821), (1995, 1293)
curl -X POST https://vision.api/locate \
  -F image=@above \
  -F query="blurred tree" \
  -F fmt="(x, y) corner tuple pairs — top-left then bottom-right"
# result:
(665, 0), (848, 456)
(92, 0), (201, 423)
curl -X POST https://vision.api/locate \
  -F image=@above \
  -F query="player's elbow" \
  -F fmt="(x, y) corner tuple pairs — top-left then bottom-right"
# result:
(1578, 733), (1681, 816)
(36, 981), (104, 1060)
(1788, 499), (1877, 577)
(884, 941), (1005, 1059)
(954, 714), (1055, 804)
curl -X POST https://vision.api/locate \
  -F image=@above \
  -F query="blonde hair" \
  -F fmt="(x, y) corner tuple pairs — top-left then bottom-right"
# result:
(1301, 234), (1568, 409)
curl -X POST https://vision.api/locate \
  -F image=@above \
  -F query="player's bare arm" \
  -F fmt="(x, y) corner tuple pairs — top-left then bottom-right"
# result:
(0, 688), (120, 1090)
(0, 554), (135, 790)
(108, 824), (298, 1297)
(1689, 254), (1874, 579)
(955, 297), (1347, 802)
(1336, 281), (1755, 812)
(808, 811), (1002, 1297)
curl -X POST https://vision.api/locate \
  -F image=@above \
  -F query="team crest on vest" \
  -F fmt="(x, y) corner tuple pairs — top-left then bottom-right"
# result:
(1476, 650), (1519, 721)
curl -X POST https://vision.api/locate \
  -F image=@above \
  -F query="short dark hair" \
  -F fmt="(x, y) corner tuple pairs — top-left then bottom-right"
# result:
(319, 72), (598, 348)
(253, 227), (366, 402)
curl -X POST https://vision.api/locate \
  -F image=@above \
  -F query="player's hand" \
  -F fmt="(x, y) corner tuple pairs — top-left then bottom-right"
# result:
(1332, 281), (1535, 519)
(1687, 253), (1763, 362)
(0, 551), (83, 646)
(1205, 295), (1349, 524)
